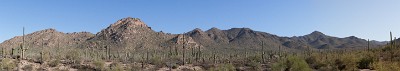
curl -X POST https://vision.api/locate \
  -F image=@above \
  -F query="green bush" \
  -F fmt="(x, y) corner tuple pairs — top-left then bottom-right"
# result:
(246, 61), (262, 71)
(48, 59), (61, 67)
(357, 57), (373, 69)
(271, 59), (286, 71)
(272, 55), (312, 71)
(66, 50), (82, 64)
(109, 62), (123, 71)
(0, 58), (16, 70)
(149, 55), (164, 68)
(371, 61), (400, 71)
(93, 59), (105, 71)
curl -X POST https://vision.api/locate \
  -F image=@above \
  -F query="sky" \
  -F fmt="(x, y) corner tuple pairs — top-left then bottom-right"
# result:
(0, 0), (399, 42)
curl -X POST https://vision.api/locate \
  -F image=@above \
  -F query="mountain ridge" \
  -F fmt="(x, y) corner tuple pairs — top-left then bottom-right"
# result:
(0, 17), (385, 51)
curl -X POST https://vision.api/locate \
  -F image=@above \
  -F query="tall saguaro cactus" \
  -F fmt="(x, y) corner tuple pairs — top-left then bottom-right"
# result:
(182, 34), (186, 65)
(390, 32), (393, 48)
(261, 41), (265, 63)
(367, 39), (370, 51)
(278, 45), (281, 57)
(394, 37), (397, 48)
(21, 27), (25, 60)
(1, 47), (3, 58)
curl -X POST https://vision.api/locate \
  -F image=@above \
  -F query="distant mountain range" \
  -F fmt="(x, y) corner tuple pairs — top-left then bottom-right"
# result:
(0, 17), (386, 51)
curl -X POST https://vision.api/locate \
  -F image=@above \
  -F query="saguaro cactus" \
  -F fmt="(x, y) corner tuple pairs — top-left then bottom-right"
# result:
(1, 47), (3, 58)
(394, 37), (397, 48)
(107, 46), (111, 60)
(390, 32), (393, 48)
(196, 46), (201, 62)
(21, 27), (25, 60)
(278, 45), (281, 57)
(182, 34), (186, 65)
(367, 39), (370, 51)
(261, 41), (265, 63)
(11, 48), (14, 57)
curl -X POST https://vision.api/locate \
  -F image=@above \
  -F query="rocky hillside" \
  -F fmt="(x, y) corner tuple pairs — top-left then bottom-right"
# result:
(0, 17), (385, 51)
(0, 28), (94, 49)
(187, 28), (384, 50)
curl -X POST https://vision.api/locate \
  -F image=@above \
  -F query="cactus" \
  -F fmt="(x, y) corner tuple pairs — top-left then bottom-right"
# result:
(169, 46), (172, 56)
(390, 31), (393, 48)
(191, 46), (195, 57)
(11, 48), (14, 57)
(278, 45), (281, 57)
(141, 53), (145, 68)
(367, 39), (370, 51)
(21, 27), (25, 60)
(107, 46), (111, 60)
(146, 49), (149, 64)
(261, 41), (265, 63)
(1, 47), (3, 58)
(196, 46), (201, 62)
(40, 51), (44, 64)
(213, 51), (216, 64)
(394, 37), (397, 48)
(182, 34), (186, 65)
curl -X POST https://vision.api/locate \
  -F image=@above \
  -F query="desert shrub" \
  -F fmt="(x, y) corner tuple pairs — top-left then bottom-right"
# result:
(334, 59), (346, 70)
(371, 61), (400, 71)
(210, 63), (235, 71)
(65, 50), (82, 64)
(41, 51), (51, 62)
(149, 55), (164, 68)
(199, 61), (214, 70)
(246, 61), (262, 71)
(93, 59), (105, 71)
(247, 55), (262, 62)
(22, 64), (34, 71)
(287, 55), (312, 71)
(271, 59), (286, 71)
(0, 58), (16, 70)
(48, 59), (61, 67)
(109, 62), (123, 71)
(127, 64), (142, 71)
(165, 62), (178, 69)
(337, 53), (359, 71)
(305, 55), (327, 70)
(357, 57), (373, 69)
(272, 55), (311, 71)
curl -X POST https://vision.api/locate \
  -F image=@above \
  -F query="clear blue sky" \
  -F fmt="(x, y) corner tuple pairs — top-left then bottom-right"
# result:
(1, 0), (399, 42)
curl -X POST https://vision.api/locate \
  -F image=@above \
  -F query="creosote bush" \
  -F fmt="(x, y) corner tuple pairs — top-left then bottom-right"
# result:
(0, 58), (16, 71)
(93, 59), (105, 71)
(272, 55), (312, 71)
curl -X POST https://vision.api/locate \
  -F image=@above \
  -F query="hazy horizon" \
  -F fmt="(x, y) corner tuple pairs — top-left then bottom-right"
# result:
(1, 0), (400, 42)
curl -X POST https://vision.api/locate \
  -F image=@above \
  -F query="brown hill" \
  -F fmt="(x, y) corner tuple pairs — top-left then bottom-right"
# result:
(0, 17), (384, 51)
(0, 28), (94, 49)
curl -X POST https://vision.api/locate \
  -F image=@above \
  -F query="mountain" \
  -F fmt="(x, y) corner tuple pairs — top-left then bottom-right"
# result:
(0, 28), (94, 49)
(0, 17), (384, 51)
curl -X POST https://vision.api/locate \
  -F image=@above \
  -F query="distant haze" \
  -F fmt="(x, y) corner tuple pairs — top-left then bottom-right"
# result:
(1, 0), (399, 42)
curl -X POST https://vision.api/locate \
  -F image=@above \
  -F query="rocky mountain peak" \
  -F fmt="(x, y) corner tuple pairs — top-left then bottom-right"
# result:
(206, 27), (221, 32)
(38, 28), (58, 33)
(28, 28), (63, 36)
(310, 31), (324, 35)
(110, 17), (148, 28)
(193, 28), (203, 32)
(99, 17), (152, 36)
(188, 28), (205, 34)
